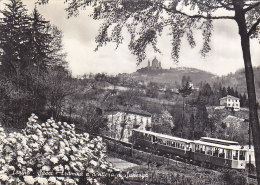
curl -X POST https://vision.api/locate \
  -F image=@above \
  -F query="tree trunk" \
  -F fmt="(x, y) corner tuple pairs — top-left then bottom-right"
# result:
(234, 2), (260, 183)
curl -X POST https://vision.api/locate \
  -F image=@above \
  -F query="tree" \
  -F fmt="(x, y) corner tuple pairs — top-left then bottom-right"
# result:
(146, 82), (159, 98)
(221, 86), (228, 97)
(0, 0), (37, 126)
(151, 110), (175, 135)
(0, 0), (30, 89)
(29, 7), (66, 68)
(42, 66), (76, 120)
(40, 0), (260, 182)
(0, 0), (67, 127)
(77, 103), (107, 134)
(194, 100), (209, 139)
(178, 81), (192, 137)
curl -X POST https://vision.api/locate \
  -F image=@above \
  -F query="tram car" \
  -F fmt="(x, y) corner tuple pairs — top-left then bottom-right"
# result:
(132, 129), (192, 158)
(132, 129), (255, 170)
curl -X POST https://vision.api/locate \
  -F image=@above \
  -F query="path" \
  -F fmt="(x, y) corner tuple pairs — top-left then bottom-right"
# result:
(106, 157), (139, 170)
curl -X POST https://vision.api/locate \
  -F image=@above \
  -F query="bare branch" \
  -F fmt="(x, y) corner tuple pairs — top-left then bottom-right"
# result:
(160, 4), (235, 20)
(218, 1), (235, 11)
(248, 17), (260, 36)
(244, 2), (260, 13)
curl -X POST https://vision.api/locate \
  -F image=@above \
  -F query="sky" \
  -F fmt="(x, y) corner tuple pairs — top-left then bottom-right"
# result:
(2, 0), (260, 77)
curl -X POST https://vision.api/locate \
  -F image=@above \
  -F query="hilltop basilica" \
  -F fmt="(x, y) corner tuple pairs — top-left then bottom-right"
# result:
(147, 57), (162, 70)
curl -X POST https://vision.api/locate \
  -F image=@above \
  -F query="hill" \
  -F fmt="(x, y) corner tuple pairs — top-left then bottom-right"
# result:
(131, 67), (216, 87)
(212, 66), (260, 102)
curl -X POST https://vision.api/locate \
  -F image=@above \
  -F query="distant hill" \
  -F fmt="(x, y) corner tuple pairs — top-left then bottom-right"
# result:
(213, 66), (260, 102)
(117, 66), (260, 102)
(132, 67), (216, 87)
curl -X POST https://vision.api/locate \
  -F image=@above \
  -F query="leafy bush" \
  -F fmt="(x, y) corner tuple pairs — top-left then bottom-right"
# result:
(0, 114), (121, 184)
(220, 169), (247, 185)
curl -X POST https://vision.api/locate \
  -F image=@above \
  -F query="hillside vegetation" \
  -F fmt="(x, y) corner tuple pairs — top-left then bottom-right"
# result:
(214, 67), (260, 102)
(132, 67), (216, 87)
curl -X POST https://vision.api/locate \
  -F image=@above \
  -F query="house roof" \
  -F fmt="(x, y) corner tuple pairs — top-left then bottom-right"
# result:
(222, 115), (245, 124)
(220, 95), (240, 100)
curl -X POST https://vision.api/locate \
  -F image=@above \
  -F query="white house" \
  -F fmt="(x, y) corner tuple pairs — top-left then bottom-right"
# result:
(104, 106), (152, 142)
(220, 95), (240, 111)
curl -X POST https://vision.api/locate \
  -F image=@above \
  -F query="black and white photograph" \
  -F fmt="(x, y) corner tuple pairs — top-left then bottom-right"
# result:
(0, 0), (260, 184)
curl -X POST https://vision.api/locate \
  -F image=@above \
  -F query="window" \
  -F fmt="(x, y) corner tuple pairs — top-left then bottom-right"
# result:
(239, 151), (246, 160)
(226, 150), (232, 159)
(233, 150), (238, 160)
(186, 144), (190, 150)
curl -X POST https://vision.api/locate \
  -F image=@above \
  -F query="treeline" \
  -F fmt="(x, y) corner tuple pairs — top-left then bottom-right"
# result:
(197, 83), (249, 107)
(0, 0), (71, 127)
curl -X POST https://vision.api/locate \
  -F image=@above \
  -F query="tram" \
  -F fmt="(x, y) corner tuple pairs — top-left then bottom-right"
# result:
(132, 129), (255, 169)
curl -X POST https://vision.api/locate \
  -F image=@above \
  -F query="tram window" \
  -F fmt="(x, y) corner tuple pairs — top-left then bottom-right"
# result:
(206, 148), (212, 155)
(239, 151), (245, 160)
(226, 150), (232, 159)
(213, 148), (219, 157)
(219, 153), (225, 158)
(195, 145), (200, 152)
(219, 148), (225, 158)
(233, 150), (238, 160)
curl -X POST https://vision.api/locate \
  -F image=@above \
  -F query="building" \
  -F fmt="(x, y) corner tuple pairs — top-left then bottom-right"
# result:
(222, 115), (246, 128)
(220, 95), (240, 111)
(103, 106), (152, 142)
(147, 57), (162, 70)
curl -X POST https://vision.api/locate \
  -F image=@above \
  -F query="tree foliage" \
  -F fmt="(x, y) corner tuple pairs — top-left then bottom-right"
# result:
(0, 0), (67, 127)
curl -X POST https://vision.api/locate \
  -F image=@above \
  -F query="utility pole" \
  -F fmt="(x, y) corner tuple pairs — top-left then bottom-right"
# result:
(181, 96), (185, 138)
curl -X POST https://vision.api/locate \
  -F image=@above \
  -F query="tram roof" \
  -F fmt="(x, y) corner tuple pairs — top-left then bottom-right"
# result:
(192, 140), (245, 150)
(200, 137), (239, 145)
(132, 129), (191, 143)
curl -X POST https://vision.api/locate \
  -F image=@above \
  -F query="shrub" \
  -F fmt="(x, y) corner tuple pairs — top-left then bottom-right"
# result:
(0, 114), (121, 184)
(220, 169), (247, 185)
